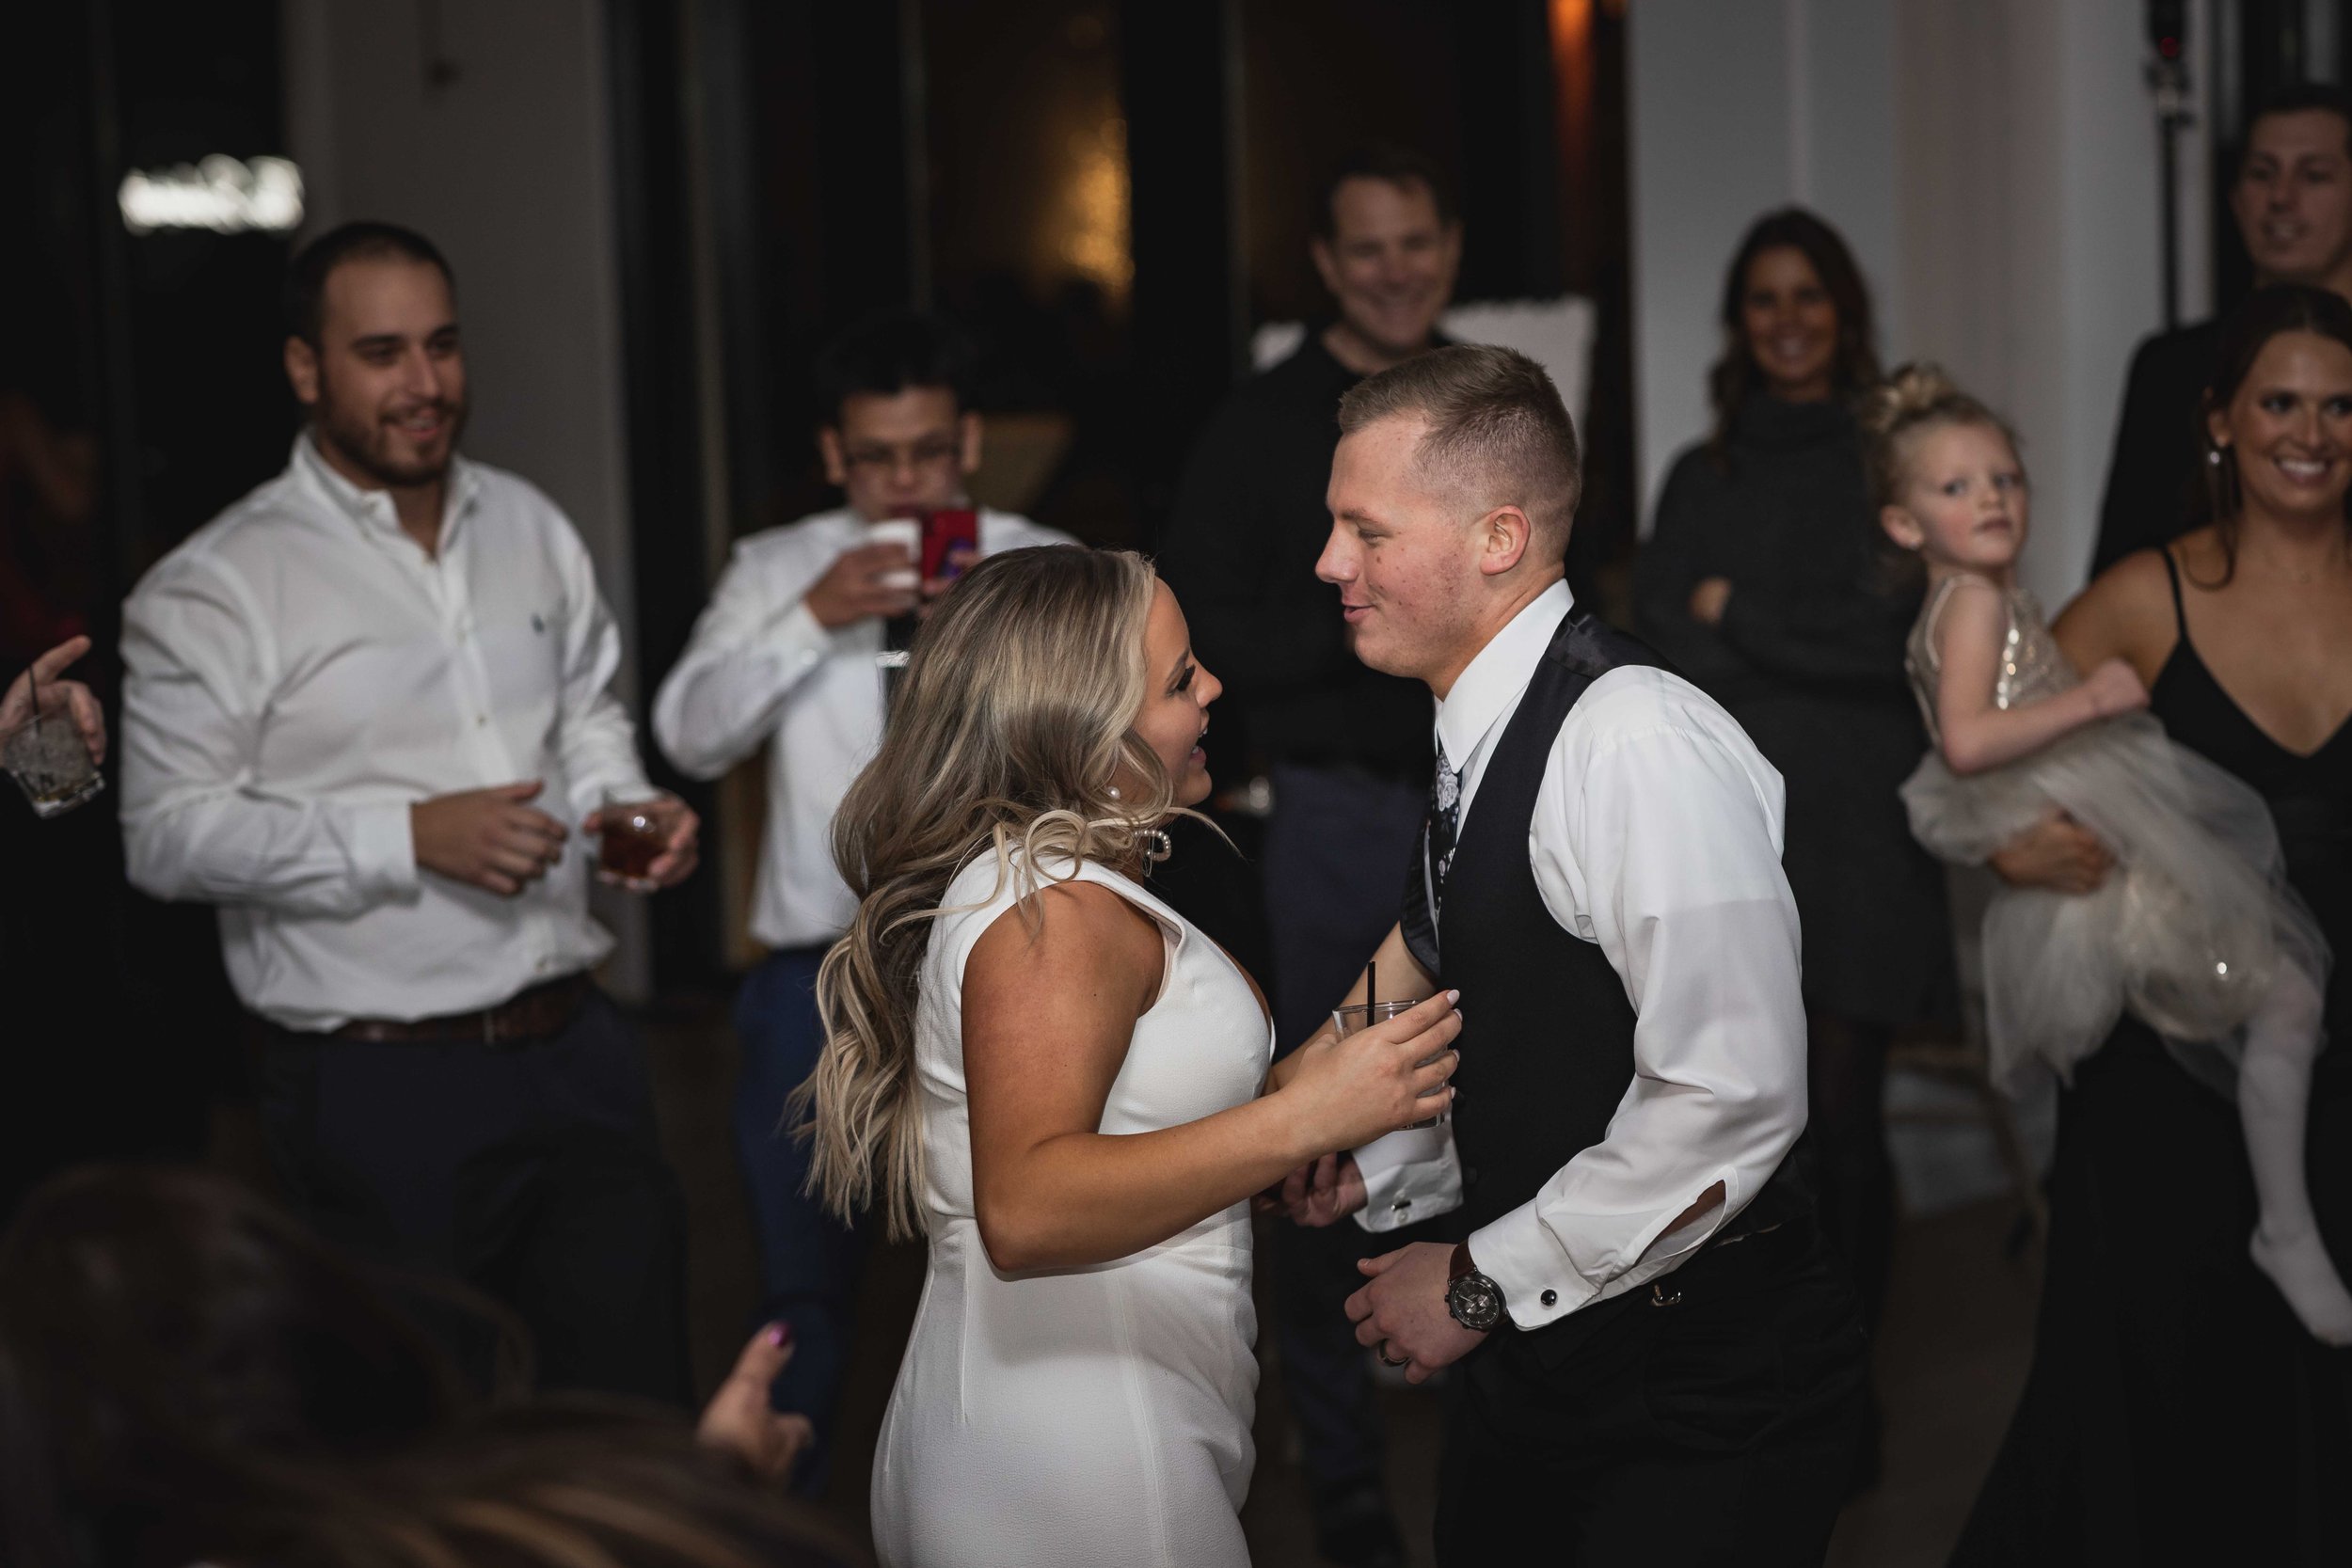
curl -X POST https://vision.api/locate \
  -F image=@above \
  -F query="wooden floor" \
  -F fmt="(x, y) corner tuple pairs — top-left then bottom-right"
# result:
(645, 999), (2043, 1566)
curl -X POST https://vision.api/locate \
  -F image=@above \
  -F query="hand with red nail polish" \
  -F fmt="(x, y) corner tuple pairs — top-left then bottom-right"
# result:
(696, 1322), (816, 1486)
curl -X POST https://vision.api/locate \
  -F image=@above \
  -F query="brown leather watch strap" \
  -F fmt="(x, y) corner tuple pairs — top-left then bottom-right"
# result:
(1449, 1241), (1477, 1282)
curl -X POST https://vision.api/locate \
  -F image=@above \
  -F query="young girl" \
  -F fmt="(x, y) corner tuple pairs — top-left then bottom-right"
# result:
(1867, 364), (2348, 1345)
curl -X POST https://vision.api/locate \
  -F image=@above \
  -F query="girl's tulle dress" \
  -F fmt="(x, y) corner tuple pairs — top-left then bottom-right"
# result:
(1899, 574), (2328, 1093)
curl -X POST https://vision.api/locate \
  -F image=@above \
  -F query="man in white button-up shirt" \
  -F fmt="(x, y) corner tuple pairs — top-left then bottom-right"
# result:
(652, 311), (1068, 1470)
(1287, 346), (1865, 1563)
(121, 223), (699, 1402)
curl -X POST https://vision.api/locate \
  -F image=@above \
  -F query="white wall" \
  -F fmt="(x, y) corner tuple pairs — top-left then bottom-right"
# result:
(1630, 0), (2194, 604)
(281, 0), (653, 994)
(1895, 0), (2178, 601)
(1627, 0), (1900, 535)
(282, 0), (638, 626)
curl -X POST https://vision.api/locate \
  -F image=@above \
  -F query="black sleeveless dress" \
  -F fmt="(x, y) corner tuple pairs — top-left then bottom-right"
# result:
(1951, 551), (2352, 1566)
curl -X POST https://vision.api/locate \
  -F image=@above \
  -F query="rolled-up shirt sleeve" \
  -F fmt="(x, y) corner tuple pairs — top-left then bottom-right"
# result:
(122, 554), (421, 914)
(1469, 676), (1807, 1330)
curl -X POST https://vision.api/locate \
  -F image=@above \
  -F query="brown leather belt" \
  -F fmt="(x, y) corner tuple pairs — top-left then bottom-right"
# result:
(331, 974), (592, 1045)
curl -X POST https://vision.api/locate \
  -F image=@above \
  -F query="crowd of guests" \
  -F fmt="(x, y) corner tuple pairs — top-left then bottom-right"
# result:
(7, 84), (2352, 1568)
(1622, 82), (2352, 1564)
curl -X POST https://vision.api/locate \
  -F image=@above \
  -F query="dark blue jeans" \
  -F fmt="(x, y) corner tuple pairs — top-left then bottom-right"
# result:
(732, 945), (869, 1489)
(1263, 762), (1431, 1507)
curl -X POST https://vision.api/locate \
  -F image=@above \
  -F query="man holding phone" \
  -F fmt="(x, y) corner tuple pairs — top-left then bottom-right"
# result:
(653, 309), (1069, 1480)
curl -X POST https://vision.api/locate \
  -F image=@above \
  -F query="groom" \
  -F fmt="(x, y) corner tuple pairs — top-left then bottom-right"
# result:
(1311, 346), (1867, 1563)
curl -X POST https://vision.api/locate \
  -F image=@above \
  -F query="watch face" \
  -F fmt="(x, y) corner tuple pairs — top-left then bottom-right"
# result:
(1447, 1274), (1503, 1333)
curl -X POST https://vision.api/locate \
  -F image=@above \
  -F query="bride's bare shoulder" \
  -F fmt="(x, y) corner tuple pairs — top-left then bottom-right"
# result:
(965, 876), (1165, 1017)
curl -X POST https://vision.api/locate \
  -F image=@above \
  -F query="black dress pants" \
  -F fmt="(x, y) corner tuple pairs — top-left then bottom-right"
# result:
(252, 986), (691, 1405)
(1434, 1223), (1867, 1567)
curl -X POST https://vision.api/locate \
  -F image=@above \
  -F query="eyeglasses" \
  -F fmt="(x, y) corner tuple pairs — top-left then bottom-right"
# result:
(841, 436), (963, 475)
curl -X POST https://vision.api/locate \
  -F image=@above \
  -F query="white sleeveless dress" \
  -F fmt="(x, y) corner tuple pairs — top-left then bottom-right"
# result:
(870, 849), (1275, 1568)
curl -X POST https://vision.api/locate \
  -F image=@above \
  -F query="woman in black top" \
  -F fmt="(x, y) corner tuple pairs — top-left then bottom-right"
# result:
(1633, 210), (1953, 1338)
(1958, 284), (2352, 1563)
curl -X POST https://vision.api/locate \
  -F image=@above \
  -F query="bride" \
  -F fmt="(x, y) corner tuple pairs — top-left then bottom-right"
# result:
(796, 546), (1460, 1567)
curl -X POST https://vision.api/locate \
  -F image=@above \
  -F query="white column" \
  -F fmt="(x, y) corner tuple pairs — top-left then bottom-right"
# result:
(1627, 0), (1899, 528)
(1895, 0), (2166, 602)
(1629, 0), (2171, 605)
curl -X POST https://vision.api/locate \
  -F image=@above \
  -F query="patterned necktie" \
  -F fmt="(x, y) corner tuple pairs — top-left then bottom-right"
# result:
(1427, 752), (1463, 916)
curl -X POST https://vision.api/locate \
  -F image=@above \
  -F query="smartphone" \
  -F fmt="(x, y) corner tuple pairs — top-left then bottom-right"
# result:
(920, 508), (980, 583)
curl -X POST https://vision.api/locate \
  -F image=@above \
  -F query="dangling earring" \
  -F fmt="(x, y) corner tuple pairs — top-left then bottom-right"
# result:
(1142, 828), (1173, 863)
(2208, 448), (2224, 467)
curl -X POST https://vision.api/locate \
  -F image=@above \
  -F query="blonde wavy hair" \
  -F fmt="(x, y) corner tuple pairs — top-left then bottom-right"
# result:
(792, 546), (1181, 1240)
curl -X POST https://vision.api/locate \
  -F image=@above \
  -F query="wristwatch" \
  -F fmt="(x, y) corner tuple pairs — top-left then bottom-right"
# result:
(1444, 1242), (1505, 1333)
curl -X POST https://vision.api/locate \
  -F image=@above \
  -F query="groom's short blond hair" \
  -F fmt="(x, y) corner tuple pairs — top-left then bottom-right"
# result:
(1336, 344), (1581, 561)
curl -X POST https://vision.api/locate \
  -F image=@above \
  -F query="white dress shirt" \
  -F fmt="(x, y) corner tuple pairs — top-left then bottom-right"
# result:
(120, 436), (657, 1031)
(1351, 580), (1808, 1332)
(651, 506), (1071, 950)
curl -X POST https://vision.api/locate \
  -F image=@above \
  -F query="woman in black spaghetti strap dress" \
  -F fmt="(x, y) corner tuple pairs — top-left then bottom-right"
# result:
(1953, 286), (2352, 1565)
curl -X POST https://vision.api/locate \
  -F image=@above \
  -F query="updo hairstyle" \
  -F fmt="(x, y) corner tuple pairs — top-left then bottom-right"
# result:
(1858, 362), (2022, 509)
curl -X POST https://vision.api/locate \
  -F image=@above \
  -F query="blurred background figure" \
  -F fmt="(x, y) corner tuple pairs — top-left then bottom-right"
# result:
(0, 1164), (485, 1568)
(653, 309), (1070, 1488)
(258, 1411), (863, 1568)
(119, 222), (699, 1404)
(1633, 210), (1954, 1450)
(1157, 143), (1460, 1568)
(0, 1164), (847, 1568)
(2096, 83), (2352, 574)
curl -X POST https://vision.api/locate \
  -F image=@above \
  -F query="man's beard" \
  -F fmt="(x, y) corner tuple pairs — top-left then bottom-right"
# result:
(314, 387), (468, 489)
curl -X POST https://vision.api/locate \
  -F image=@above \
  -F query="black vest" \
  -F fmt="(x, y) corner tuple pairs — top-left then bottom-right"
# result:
(1402, 609), (1811, 1239)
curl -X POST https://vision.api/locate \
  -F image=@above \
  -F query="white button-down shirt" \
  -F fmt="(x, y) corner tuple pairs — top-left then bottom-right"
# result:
(120, 436), (657, 1031)
(651, 507), (1072, 950)
(1352, 579), (1808, 1332)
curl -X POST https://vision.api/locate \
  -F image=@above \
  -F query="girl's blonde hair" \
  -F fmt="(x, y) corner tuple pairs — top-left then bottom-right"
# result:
(793, 546), (1174, 1240)
(1858, 361), (2022, 507)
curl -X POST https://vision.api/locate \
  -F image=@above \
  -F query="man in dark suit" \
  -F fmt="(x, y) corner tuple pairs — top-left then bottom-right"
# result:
(2094, 82), (2352, 574)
